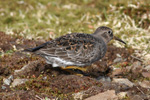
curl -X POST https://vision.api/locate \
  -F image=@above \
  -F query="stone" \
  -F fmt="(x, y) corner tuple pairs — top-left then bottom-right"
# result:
(112, 68), (123, 76)
(131, 61), (142, 73)
(116, 54), (122, 58)
(126, 66), (132, 72)
(143, 54), (150, 65)
(139, 80), (150, 89)
(1, 85), (6, 90)
(117, 92), (127, 99)
(8, 75), (13, 80)
(113, 78), (134, 88)
(3, 75), (13, 85)
(142, 65), (150, 78)
(43, 76), (47, 80)
(144, 65), (150, 70)
(73, 86), (103, 100)
(142, 72), (150, 78)
(113, 54), (122, 63)
(11, 79), (28, 87)
(73, 91), (85, 100)
(85, 90), (118, 100)
(97, 76), (111, 82)
(131, 95), (143, 100)
(14, 60), (45, 77)
(3, 78), (11, 85)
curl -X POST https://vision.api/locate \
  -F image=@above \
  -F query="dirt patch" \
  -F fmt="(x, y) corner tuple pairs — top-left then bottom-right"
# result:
(0, 32), (16, 52)
(0, 31), (47, 52)
(0, 32), (149, 100)
(0, 90), (49, 100)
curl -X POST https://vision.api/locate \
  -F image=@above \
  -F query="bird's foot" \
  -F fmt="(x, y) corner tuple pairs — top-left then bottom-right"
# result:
(60, 67), (83, 76)
(61, 66), (87, 72)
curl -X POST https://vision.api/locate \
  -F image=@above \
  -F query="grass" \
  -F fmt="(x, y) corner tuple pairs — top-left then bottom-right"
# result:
(0, 0), (150, 62)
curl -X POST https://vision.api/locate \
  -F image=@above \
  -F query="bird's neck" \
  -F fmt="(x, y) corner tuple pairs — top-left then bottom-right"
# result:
(92, 33), (108, 44)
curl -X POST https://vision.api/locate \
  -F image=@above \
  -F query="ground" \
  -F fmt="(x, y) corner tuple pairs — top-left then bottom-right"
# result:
(0, 0), (150, 100)
(0, 31), (150, 100)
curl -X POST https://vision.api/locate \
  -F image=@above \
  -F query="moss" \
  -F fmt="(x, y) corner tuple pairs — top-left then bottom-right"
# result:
(0, 76), (3, 88)
(0, 0), (150, 99)
(14, 78), (74, 99)
(0, 0), (149, 53)
(5, 50), (14, 55)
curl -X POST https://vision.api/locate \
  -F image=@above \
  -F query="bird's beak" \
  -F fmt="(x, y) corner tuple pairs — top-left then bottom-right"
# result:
(114, 36), (126, 44)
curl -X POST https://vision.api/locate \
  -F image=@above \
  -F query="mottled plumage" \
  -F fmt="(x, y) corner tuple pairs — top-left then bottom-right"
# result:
(25, 26), (126, 67)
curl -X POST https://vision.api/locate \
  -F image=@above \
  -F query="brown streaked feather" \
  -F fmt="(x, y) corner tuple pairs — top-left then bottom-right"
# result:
(35, 33), (102, 64)
(24, 26), (126, 67)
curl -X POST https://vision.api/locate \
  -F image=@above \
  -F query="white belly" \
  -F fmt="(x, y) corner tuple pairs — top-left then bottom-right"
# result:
(45, 56), (75, 67)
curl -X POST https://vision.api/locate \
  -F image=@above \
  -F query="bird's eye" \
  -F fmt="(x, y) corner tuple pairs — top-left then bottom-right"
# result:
(108, 31), (113, 36)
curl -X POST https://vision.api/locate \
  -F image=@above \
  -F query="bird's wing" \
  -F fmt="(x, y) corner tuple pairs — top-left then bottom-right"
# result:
(35, 33), (104, 64)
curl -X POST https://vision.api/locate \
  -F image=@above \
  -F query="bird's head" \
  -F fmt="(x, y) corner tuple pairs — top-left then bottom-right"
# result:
(93, 26), (126, 44)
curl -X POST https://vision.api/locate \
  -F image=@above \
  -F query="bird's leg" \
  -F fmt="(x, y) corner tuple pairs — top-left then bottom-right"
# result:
(61, 66), (87, 72)
(60, 67), (83, 76)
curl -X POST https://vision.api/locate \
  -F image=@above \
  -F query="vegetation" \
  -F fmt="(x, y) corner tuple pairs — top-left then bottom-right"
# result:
(0, 0), (149, 55)
(0, 0), (150, 99)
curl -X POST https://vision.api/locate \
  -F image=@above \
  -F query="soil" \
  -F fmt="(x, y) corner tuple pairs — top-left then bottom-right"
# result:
(0, 31), (149, 100)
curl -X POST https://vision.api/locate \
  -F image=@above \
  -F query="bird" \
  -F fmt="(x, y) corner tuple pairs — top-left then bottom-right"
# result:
(24, 26), (126, 72)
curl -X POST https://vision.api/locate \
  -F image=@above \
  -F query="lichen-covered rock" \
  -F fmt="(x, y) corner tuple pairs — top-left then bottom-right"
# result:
(11, 79), (28, 87)
(85, 90), (118, 100)
(113, 78), (134, 88)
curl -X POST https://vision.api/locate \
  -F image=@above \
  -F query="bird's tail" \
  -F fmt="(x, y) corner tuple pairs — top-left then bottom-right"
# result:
(23, 47), (39, 52)
(23, 42), (48, 52)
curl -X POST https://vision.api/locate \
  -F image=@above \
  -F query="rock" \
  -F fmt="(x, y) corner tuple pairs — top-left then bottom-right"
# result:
(117, 92), (127, 99)
(85, 90), (118, 100)
(11, 79), (28, 87)
(142, 65), (150, 78)
(3, 78), (11, 86)
(113, 57), (122, 63)
(72, 86), (103, 100)
(14, 60), (45, 77)
(142, 72), (150, 78)
(8, 75), (13, 80)
(139, 80), (150, 89)
(144, 65), (150, 70)
(116, 54), (122, 58)
(113, 54), (122, 63)
(43, 76), (47, 80)
(143, 54), (150, 65)
(126, 66), (132, 72)
(113, 78), (134, 88)
(14, 64), (29, 73)
(112, 68), (123, 76)
(72, 91), (86, 100)
(3, 75), (13, 85)
(131, 95), (143, 100)
(1, 85), (6, 90)
(97, 76), (111, 82)
(100, 81), (130, 92)
(131, 61), (142, 74)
